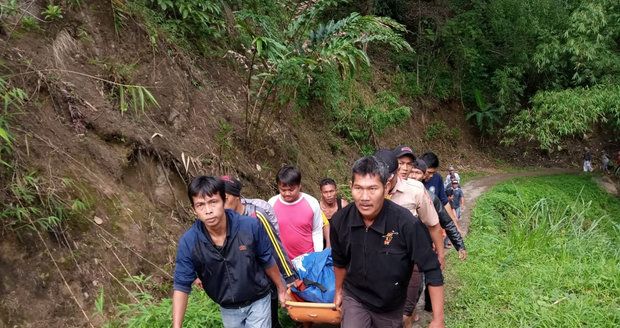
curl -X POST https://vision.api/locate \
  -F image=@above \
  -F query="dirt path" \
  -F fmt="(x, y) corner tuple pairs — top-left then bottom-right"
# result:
(458, 168), (578, 236)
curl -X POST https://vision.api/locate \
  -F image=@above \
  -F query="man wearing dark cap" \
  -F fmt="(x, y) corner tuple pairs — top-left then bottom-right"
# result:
(391, 147), (446, 327)
(446, 180), (464, 220)
(444, 166), (460, 189)
(217, 176), (297, 328)
(390, 146), (444, 264)
(330, 153), (445, 328)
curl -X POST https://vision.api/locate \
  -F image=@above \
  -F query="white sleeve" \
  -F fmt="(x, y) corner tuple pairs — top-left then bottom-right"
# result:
(267, 195), (278, 207)
(306, 194), (324, 252)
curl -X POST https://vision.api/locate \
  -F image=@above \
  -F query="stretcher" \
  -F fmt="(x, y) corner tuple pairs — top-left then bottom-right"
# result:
(285, 289), (341, 324)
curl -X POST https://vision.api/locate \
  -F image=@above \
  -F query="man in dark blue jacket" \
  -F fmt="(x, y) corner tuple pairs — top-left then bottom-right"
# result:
(421, 152), (457, 223)
(172, 176), (286, 328)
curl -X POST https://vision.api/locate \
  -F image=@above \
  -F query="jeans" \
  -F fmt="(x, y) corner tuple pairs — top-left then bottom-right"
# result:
(220, 293), (271, 328)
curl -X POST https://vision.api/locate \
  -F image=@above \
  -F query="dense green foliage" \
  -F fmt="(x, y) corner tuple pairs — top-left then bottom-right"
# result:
(113, 290), (223, 328)
(129, 0), (620, 148)
(503, 84), (620, 150)
(373, 0), (620, 146)
(445, 175), (620, 326)
(231, 0), (413, 142)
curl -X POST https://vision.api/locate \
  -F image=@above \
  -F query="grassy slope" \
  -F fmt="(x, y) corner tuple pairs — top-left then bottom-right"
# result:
(445, 174), (620, 327)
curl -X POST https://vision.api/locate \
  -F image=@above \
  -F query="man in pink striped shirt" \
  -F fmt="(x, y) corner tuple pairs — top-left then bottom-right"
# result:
(269, 165), (326, 260)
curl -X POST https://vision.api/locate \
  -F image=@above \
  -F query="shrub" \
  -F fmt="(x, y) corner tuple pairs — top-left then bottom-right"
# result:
(149, 0), (224, 45)
(0, 77), (27, 167)
(0, 173), (91, 233)
(41, 4), (63, 21)
(424, 121), (448, 141)
(333, 91), (411, 145)
(503, 84), (620, 150)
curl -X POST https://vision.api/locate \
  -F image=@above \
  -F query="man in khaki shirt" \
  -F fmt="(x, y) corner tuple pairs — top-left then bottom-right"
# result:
(389, 146), (444, 267)
(385, 146), (446, 328)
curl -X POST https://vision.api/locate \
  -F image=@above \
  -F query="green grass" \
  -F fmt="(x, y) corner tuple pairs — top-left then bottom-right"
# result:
(110, 289), (222, 327)
(111, 288), (296, 327)
(445, 174), (620, 327)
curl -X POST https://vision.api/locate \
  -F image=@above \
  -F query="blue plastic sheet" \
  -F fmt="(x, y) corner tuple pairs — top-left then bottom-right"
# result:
(291, 248), (335, 303)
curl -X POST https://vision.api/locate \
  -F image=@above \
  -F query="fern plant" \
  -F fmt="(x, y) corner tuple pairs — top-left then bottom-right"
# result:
(233, 0), (412, 141)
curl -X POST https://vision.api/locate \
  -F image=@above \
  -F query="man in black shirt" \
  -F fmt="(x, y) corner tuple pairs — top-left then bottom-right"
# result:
(330, 156), (445, 328)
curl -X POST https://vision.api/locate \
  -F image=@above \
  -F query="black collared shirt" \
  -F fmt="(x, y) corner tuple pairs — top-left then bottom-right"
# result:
(330, 200), (443, 313)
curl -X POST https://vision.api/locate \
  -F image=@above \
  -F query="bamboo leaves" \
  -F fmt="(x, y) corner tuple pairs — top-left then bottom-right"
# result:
(115, 84), (159, 115)
(0, 77), (27, 166)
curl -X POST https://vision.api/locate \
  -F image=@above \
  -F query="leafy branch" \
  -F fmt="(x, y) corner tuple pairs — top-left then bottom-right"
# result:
(232, 0), (412, 142)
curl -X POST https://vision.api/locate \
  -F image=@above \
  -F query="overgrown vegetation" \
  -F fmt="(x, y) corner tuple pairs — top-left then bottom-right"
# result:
(0, 77), (27, 167)
(108, 286), (296, 328)
(503, 84), (620, 150)
(228, 0), (413, 145)
(445, 175), (620, 326)
(367, 0), (620, 147)
(0, 171), (92, 235)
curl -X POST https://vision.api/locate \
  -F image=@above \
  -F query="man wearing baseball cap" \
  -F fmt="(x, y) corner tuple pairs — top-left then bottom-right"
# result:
(390, 146), (446, 327)
(444, 166), (460, 189)
(390, 146), (445, 268)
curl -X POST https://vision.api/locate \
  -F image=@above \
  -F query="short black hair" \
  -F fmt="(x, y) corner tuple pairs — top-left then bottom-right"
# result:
(351, 156), (390, 185)
(421, 152), (439, 169)
(187, 176), (226, 206)
(276, 165), (302, 186)
(413, 159), (427, 173)
(319, 178), (337, 189)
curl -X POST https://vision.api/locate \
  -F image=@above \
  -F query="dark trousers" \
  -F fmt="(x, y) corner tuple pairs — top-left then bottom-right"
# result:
(403, 264), (423, 316)
(270, 284), (282, 328)
(341, 291), (403, 328)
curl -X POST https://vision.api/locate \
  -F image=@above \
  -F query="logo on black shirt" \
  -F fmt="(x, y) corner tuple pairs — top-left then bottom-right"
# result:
(383, 231), (399, 245)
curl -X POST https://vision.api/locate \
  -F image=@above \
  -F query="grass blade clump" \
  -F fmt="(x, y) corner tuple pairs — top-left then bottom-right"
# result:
(445, 174), (620, 327)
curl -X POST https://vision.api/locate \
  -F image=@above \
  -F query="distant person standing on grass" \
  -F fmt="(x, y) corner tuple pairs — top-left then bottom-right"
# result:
(269, 165), (327, 260)
(319, 178), (349, 220)
(583, 148), (593, 172)
(172, 176), (286, 328)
